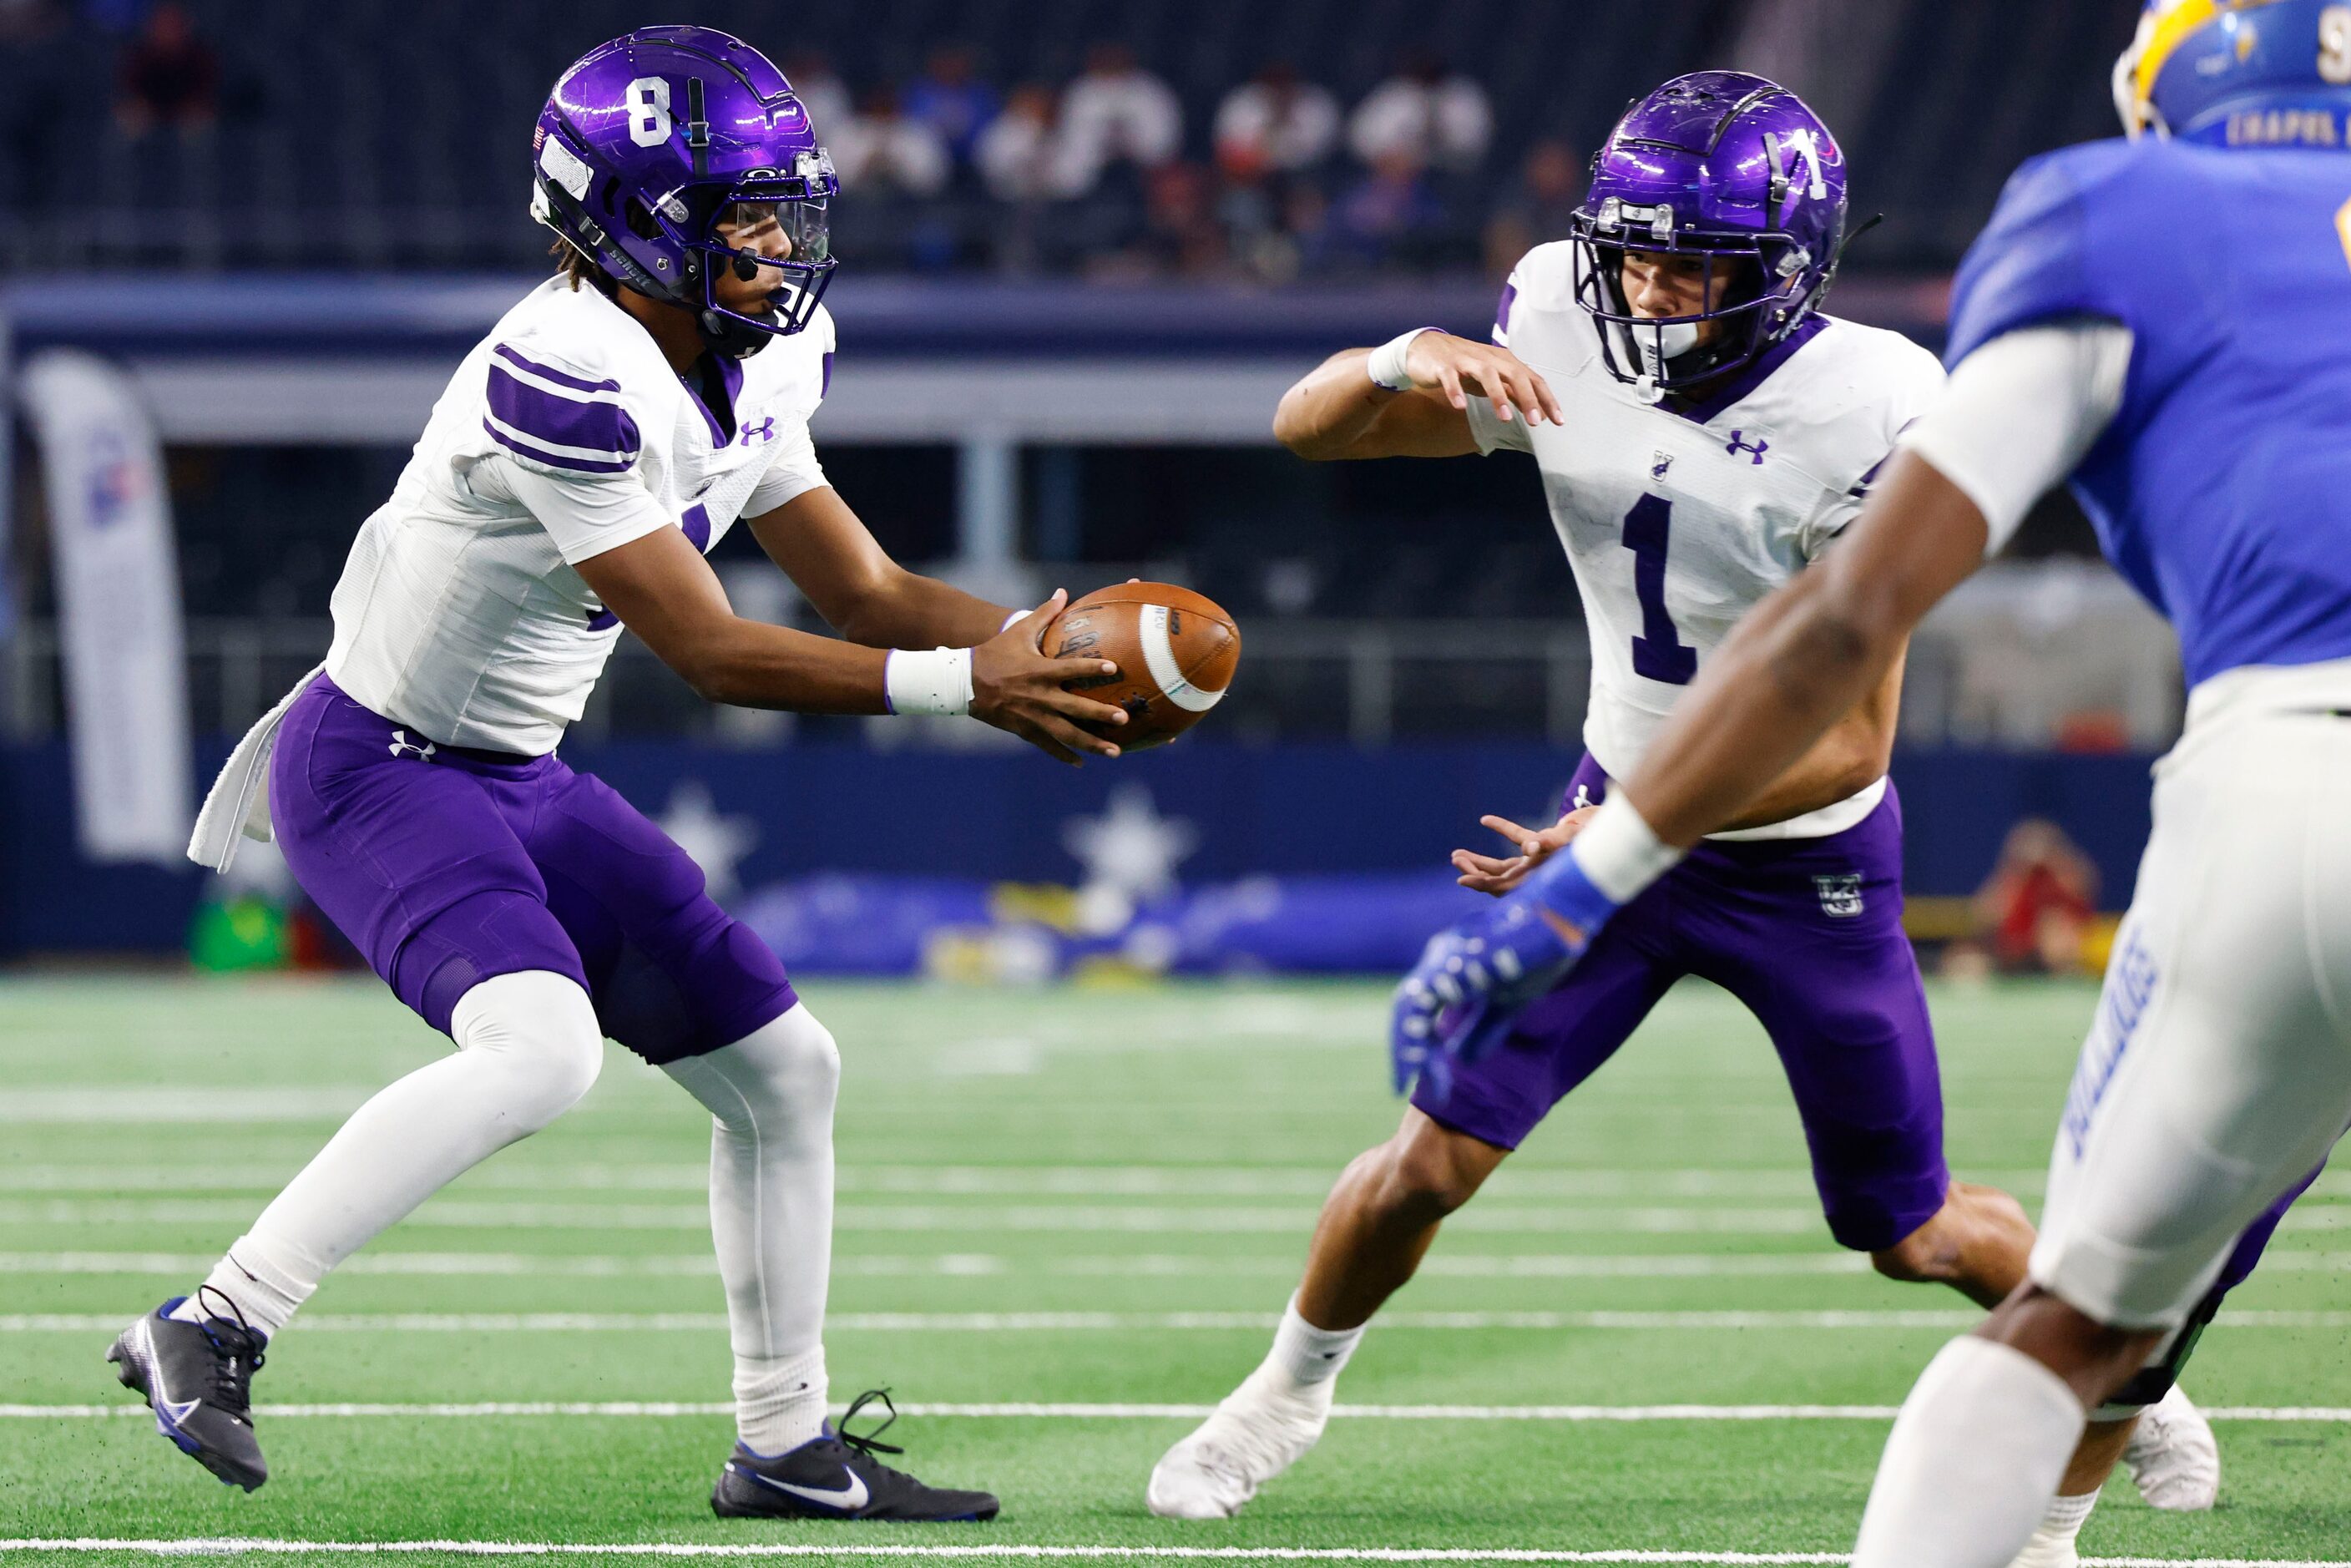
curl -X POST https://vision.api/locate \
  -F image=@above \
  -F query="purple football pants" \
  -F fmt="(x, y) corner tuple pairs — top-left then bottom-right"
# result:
(1413, 756), (1946, 1252)
(270, 673), (796, 1063)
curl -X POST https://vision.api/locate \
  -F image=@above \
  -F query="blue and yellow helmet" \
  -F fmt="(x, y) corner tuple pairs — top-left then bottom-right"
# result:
(2113, 0), (2351, 146)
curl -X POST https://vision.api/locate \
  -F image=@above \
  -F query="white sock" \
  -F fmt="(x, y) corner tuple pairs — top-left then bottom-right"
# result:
(661, 1004), (841, 1456)
(1853, 1336), (2088, 1568)
(734, 1346), (829, 1456)
(1264, 1295), (1364, 1393)
(2010, 1488), (2101, 1568)
(170, 1237), (314, 1339)
(173, 971), (603, 1337)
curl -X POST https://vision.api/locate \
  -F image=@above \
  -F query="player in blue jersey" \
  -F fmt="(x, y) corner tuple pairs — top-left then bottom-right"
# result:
(1381, 3), (2351, 1563)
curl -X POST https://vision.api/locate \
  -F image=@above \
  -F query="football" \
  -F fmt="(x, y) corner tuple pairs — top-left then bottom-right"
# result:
(1044, 583), (1241, 749)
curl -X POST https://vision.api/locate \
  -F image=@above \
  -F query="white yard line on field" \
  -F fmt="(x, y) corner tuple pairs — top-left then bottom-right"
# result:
(10, 1400), (2351, 1423)
(3, 1540), (2348, 1566)
(0, 1201), (1837, 1234)
(9, 1308), (2349, 1333)
(0, 1251), (1898, 1280)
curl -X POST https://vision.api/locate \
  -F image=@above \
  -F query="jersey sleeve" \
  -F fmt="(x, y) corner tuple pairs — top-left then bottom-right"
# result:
(1461, 272), (1535, 455)
(1900, 321), (2133, 557)
(1944, 148), (2130, 367)
(478, 456), (675, 567)
(744, 309), (836, 514)
(743, 418), (831, 514)
(1797, 337), (1947, 561)
(478, 341), (648, 479)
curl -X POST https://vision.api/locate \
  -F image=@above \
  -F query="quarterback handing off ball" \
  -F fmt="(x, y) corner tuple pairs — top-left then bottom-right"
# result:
(1045, 584), (1239, 747)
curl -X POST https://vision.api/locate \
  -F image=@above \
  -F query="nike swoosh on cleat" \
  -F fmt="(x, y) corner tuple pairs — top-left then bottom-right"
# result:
(735, 1464), (869, 1513)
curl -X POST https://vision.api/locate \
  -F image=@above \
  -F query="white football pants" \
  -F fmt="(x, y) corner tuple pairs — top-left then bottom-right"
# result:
(2030, 693), (2351, 1328)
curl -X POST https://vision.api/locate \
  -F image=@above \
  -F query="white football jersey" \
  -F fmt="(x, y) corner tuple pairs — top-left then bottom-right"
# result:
(1467, 242), (1944, 840)
(324, 277), (834, 755)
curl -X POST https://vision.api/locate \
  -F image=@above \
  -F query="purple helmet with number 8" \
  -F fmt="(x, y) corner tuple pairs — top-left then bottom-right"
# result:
(531, 26), (838, 356)
(1570, 71), (1848, 399)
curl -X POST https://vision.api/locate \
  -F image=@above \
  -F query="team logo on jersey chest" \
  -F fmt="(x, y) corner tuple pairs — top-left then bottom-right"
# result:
(1813, 873), (1864, 918)
(1651, 451), (1675, 479)
(1726, 431), (1769, 465)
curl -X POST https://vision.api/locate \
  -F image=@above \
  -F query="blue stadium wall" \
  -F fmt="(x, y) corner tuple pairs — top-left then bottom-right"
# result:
(0, 740), (2154, 962)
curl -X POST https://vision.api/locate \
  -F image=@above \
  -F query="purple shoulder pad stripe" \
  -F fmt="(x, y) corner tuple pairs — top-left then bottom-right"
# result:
(493, 342), (620, 395)
(1494, 282), (1517, 340)
(822, 351), (834, 397)
(482, 418), (635, 473)
(487, 364), (641, 461)
(681, 502), (712, 554)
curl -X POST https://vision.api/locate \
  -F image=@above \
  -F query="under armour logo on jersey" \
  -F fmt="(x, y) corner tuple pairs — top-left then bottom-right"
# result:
(1813, 873), (1863, 918)
(740, 417), (776, 445)
(1726, 431), (1769, 464)
(387, 731), (437, 762)
(1651, 451), (1674, 480)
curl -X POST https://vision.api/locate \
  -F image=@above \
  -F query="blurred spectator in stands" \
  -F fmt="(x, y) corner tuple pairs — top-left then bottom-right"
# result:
(1348, 48), (1491, 173)
(1213, 61), (1338, 182)
(1057, 42), (1182, 193)
(977, 83), (1079, 201)
(902, 43), (999, 169)
(829, 87), (951, 199)
(1318, 149), (1446, 274)
(1968, 818), (2101, 976)
(0, 0), (88, 210)
(113, 0), (213, 138)
(1140, 161), (1226, 278)
(1484, 138), (1585, 273)
(781, 48), (851, 141)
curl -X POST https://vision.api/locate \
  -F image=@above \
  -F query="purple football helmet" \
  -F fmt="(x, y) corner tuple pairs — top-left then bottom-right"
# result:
(1570, 72), (1848, 399)
(531, 26), (837, 355)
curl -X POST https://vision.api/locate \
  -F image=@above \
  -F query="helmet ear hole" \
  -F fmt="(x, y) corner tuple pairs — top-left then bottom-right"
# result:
(624, 197), (663, 241)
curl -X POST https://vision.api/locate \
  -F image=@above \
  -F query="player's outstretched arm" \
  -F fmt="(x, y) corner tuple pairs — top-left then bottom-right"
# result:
(1613, 453), (1987, 847)
(1273, 335), (1560, 461)
(748, 486), (1018, 650)
(574, 527), (1129, 764)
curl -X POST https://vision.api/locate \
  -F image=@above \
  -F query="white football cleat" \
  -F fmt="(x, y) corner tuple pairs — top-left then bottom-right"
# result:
(2122, 1383), (2220, 1511)
(2003, 1529), (2080, 1568)
(1147, 1367), (1332, 1520)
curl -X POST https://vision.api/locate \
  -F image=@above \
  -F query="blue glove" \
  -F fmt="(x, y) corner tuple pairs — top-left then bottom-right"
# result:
(1389, 849), (1625, 1098)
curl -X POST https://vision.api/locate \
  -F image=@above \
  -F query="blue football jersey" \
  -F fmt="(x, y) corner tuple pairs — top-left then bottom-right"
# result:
(1945, 139), (2351, 687)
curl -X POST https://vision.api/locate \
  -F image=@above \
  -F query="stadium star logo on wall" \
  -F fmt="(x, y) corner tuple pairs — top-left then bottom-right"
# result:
(658, 781), (759, 904)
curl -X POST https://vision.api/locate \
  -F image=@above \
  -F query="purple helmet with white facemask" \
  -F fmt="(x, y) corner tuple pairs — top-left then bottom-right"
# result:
(531, 26), (837, 357)
(1570, 71), (1848, 400)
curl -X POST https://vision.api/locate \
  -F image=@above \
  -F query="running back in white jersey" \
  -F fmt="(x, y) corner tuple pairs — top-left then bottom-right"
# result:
(1464, 241), (1945, 839)
(325, 277), (835, 755)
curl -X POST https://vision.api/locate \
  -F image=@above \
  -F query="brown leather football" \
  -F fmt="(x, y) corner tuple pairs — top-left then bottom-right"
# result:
(1043, 583), (1240, 749)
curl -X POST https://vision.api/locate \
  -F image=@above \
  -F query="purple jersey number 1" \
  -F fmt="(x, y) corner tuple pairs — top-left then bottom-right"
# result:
(1622, 493), (1696, 685)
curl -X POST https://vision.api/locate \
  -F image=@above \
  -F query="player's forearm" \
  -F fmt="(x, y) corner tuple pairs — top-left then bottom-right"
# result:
(1273, 350), (1398, 458)
(833, 567), (1011, 650)
(669, 618), (892, 714)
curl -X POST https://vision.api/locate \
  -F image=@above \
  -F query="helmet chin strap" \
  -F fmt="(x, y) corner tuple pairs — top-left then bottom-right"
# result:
(1629, 320), (1703, 404)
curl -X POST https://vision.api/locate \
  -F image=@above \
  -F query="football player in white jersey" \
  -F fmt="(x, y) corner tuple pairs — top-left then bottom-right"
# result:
(1147, 73), (2213, 1551)
(102, 28), (1125, 1520)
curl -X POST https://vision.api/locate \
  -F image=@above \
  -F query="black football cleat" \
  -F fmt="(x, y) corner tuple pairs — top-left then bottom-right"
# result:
(712, 1389), (999, 1521)
(106, 1289), (270, 1492)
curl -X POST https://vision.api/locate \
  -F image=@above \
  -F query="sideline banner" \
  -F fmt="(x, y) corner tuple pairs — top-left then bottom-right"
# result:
(19, 351), (192, 865)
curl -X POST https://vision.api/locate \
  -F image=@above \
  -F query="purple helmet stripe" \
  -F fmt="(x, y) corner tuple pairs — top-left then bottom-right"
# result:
(485, 364), (641, 462)
(481, 418), (636, 474)
(493, 343), (621, 395)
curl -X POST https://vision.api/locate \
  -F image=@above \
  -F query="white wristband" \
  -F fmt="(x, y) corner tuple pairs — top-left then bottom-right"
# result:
(999, 609), (1030, 635)
(884, 646), (973, 716)
(1368, 327), (1445, 392)
(1569, 795), (1683, 905)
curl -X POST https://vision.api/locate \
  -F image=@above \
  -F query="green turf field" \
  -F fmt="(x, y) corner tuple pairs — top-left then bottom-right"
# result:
(1, 974), (2346, 1566)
